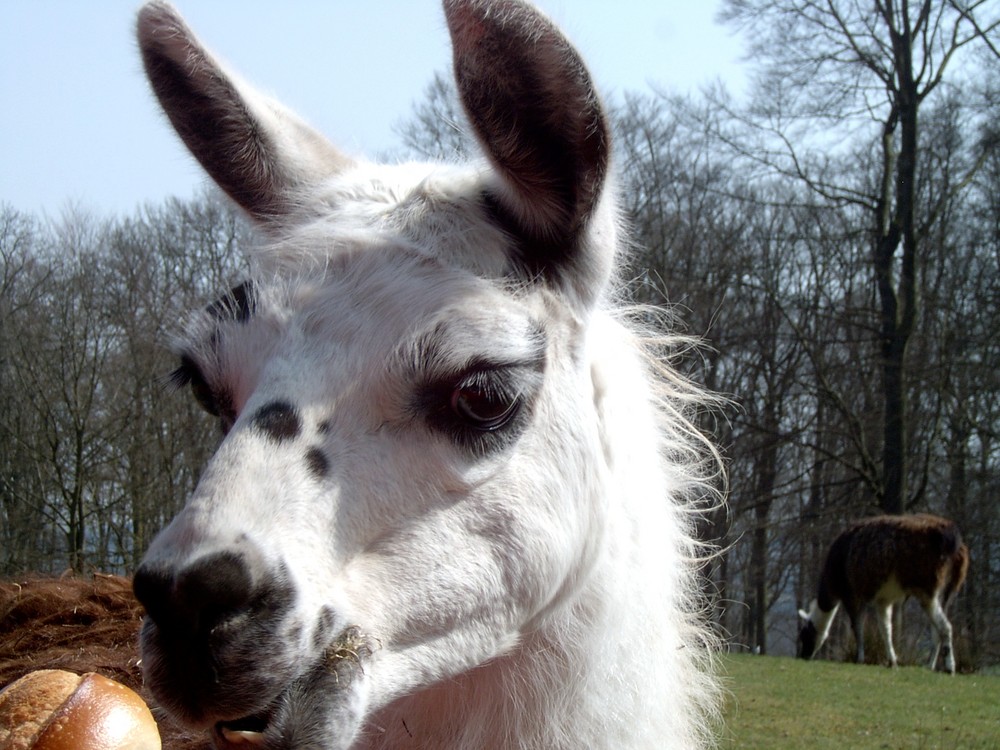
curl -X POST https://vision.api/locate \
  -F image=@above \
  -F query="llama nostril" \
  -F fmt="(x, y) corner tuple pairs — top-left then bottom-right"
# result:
(134, 551), (255, 636)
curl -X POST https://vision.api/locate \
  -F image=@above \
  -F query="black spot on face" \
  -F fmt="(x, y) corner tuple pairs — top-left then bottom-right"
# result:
(306, 447), (329, 479)
(252, 401), (301, 442)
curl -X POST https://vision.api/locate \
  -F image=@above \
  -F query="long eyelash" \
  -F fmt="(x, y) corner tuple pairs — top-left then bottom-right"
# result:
(169, 361), (196, 390)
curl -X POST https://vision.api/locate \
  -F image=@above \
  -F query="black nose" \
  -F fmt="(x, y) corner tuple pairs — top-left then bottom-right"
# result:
(134, 551), (255, 637)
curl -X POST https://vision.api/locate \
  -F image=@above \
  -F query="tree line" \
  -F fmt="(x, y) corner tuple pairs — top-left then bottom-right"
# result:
(0, 198), (249, 574)
(2, 0), (998, 667)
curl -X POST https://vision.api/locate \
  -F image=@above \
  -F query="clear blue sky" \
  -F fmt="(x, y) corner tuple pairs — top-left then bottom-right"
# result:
(1, 1), (746, 217)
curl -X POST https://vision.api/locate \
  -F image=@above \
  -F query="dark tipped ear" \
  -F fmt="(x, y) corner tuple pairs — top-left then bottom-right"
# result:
(444, 0), (610, 263)
(136, 1), (350, 223)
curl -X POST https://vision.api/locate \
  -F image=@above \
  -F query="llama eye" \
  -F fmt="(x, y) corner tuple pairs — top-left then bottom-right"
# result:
(191, 377), (237, 435)
(172, 356), (220, 416)
(171, 355), (237, 434)
(451, 384), (520, 431)
(189, 375), (220, 417)
(417, 363), (540, 455)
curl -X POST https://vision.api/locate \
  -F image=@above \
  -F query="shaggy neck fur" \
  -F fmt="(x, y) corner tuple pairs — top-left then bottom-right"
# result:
(361, 314), (720, 749)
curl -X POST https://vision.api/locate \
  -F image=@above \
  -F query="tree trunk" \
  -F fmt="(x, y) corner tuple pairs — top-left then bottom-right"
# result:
(873, 8), (920, 515)
(750, 398), (779, 655)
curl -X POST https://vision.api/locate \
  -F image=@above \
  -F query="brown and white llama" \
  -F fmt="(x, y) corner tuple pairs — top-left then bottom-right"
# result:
(798, 513), (969, 674)
(130, 1), (723, 748)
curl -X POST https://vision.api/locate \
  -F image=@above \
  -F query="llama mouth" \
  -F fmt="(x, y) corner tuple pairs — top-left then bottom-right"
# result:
(212, 626), (376, 750)
(216, 714), (269, 746)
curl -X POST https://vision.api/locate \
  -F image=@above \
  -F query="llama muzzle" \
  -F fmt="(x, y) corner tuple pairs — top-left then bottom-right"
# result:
(214, 626), (376, 750)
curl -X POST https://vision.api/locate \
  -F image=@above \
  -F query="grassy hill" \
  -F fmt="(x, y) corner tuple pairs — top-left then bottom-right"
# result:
(718, 653), (1000, 749)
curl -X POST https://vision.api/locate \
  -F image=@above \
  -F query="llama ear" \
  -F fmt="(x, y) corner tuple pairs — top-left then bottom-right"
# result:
(136, 2), (351, 223)
(798, 608), (810, 621)
(444, 0), (611, 291)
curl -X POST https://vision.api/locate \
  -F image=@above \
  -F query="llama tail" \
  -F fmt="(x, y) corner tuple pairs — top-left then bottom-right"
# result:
(942, 543), (970, 608)
(938, 521), (963, 557)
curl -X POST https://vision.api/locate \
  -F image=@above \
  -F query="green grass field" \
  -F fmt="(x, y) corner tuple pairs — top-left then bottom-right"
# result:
(718, 653), (1000, 749)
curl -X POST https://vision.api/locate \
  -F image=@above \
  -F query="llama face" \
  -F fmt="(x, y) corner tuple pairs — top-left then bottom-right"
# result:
(796, 605), (821, 659)
(137, 187), (607, 739)
(132, 1), (616, 746)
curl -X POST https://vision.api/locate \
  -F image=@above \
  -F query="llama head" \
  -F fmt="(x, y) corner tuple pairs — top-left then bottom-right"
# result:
(797, 606), (818, 659)
(797, 600), (837, 660)
(132, 1), (621, 746)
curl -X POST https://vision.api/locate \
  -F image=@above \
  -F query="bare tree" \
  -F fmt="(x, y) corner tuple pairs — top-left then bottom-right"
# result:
(0, 194), (248, 575)
(717, 0), (1000, 513)
(3, 210), (117, 571)
(0, 207), (51, 571)
(393, 72), (474, 161)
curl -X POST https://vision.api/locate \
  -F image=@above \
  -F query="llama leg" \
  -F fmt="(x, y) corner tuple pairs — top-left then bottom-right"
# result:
(875, 602), (898, 668)
(848, 611), (865, 664)
(926, 611), (942, 671)
(926, 598), (956, 674)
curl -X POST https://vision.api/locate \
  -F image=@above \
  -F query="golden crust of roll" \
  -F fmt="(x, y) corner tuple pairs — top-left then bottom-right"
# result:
(0, 671), (81, 750)
(0, 670), (160, 750)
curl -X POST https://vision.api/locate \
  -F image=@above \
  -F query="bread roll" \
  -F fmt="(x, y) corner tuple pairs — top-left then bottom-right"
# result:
(0, 670), (160, 750)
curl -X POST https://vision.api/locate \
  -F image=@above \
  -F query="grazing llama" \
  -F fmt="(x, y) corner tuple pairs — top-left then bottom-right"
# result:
(798, 514), (969, 674)
(131, 1), (723, 748)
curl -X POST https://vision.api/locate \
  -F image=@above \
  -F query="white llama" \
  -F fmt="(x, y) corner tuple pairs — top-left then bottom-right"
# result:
(132, 1), (723, 748)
